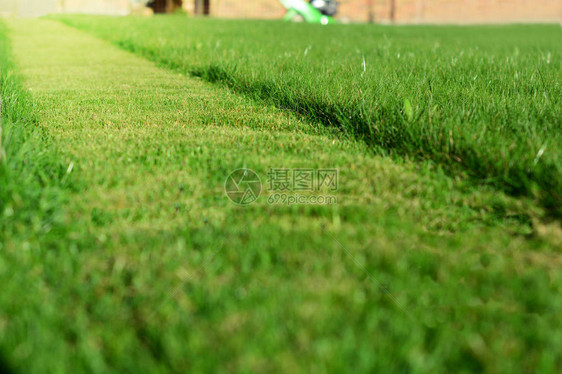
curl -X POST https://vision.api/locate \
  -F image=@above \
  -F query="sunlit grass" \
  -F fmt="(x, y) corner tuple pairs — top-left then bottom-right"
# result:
(56, 16), (561, 216)
(0, 18), (560, 374)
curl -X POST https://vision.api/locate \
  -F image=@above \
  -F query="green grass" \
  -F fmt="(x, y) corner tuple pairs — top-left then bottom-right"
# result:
(0, 17), (560, 374)
(0, 21), (69, 251)
(55, 16), (562, 216)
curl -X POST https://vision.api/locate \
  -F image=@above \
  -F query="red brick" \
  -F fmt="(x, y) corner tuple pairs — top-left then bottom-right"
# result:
(202, 0), (561, 23)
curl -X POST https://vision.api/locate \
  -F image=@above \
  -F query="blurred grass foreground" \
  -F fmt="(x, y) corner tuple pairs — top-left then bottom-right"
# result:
(0, 7), (561, 374)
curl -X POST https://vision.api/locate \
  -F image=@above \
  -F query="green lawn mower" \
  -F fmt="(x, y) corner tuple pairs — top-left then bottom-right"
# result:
(279, 0), (338, 24)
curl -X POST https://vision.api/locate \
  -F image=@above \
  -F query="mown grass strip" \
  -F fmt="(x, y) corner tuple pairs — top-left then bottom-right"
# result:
(0, 18), (77, 374)
(0, 20), (69, 252)
(2, 18), (561, 374)
(54, 16), (561, 217)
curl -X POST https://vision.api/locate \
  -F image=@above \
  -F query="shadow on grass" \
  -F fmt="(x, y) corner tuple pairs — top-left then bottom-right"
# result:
(191, 64), (561, 219)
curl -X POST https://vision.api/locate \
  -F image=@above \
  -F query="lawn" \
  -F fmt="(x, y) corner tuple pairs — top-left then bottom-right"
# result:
(0, 16), (561, 373)
(56, 16), (562, 216)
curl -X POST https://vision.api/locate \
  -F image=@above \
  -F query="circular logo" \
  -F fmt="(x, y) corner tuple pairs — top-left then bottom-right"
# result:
(225, 169), (262, 205)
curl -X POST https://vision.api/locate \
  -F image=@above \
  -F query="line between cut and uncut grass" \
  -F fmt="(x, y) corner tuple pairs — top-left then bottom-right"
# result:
(54, 16), (561, 218)
(2, 18), (562, 374)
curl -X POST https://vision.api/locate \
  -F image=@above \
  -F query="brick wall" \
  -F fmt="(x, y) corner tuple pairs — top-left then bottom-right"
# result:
(205, 0), (561, 23)
(0, 0), (57, 17)
(1, 0), (132, 17)
(207, 0), (285, 19)
(61, 0), (130, 15)
(2, 0), (559, 22)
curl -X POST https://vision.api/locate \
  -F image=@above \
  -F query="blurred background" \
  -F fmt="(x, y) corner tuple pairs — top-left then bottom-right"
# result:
(0, 0), (560, 24)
